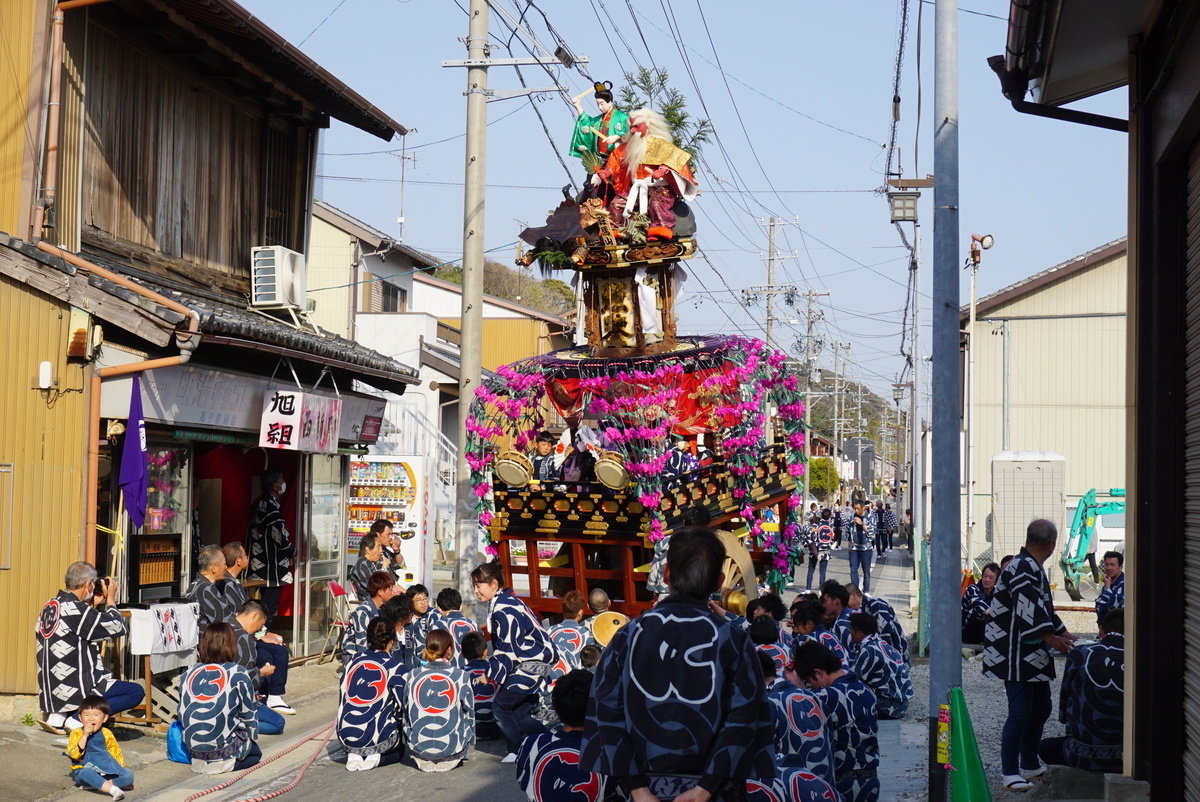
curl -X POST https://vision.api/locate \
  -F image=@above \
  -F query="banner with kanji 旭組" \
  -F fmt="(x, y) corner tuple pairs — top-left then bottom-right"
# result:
(258, 389), (342, 454)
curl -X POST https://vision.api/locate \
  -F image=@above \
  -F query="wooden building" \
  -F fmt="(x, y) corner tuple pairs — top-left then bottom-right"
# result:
(0, 0), (414, 697)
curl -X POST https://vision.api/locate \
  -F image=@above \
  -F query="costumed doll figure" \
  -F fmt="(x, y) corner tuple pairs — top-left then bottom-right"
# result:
(596, 107), (698, 234)
(569, 81), (630, 175)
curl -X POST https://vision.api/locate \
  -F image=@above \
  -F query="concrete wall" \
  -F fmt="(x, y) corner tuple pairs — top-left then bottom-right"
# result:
(307, 215), (355, 337)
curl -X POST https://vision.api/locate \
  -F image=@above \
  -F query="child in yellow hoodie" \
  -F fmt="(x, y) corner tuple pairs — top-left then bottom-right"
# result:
(66, 695), (133, 800)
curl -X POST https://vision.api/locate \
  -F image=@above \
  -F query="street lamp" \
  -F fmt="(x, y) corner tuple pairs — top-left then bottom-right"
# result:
(888, 192), (920, 223)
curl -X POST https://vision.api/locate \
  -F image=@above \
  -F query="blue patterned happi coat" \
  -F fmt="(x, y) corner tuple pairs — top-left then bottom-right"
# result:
(336, 649), (408, 757)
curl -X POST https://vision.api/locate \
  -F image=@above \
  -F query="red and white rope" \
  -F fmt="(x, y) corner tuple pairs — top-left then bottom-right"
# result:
(182, 723), (335, 802)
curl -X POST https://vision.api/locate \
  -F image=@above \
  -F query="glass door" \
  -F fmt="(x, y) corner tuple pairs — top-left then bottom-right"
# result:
(296, 454), (345, 656)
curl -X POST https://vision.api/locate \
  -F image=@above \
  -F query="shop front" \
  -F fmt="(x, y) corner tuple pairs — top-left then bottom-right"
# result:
(97, 353), (397, 656)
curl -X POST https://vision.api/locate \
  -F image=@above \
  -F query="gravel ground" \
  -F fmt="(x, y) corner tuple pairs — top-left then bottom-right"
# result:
(890, 610), (1101, 800)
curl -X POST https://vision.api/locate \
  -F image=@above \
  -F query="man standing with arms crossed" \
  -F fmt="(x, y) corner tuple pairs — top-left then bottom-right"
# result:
(983, 519), (1077, 791)
(246, 468), (294, 627)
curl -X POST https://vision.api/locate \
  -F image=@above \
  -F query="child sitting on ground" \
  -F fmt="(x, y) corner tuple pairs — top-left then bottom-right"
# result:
(579, 644), (602, 673)
(380, 594), (417, 669)
(517, 670), (620, 802)
(462, 631), (500, 740)
(404, 630), (475, 772)
(66, 696), (133, 800)
(430, 588), (479, 659)
(750, 615), (790, 676)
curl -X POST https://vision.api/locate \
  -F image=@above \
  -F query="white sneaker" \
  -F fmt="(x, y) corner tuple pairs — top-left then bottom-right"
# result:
(346, 753), (364, 771)
(500, 752), (518, 764)
(359, 753), (381, 771)
(109, 788), (126, 801)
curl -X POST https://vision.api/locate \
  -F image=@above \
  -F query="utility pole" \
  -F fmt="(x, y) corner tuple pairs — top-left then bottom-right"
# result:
(800, 290), (829, 487)
(444, 5), (584, 615)
(930, 0), (962, 799)
(747, 217), (799, 350)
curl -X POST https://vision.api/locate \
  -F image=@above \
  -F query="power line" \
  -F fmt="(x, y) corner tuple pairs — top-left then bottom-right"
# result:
(627, 4), (883, 146)
(298, 0), (349, 46)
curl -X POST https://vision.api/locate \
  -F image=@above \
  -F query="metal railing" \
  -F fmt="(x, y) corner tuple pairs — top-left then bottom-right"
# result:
(377, 400), (457, 490)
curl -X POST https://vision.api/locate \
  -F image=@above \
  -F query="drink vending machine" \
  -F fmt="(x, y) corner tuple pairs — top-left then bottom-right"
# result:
(346, 456), (429, 587)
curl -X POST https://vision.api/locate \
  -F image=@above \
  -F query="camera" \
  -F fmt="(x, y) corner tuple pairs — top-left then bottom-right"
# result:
(92, 576), (110, 599)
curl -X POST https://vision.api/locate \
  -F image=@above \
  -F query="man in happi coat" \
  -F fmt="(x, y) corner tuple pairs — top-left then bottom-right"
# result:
(1038, 608), (1125, 773)
(982, 519), (1078, 791)
(581, 528), (775, 802)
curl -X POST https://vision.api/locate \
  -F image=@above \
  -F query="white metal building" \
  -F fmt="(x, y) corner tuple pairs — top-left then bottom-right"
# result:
(963, 238), (1126, 563)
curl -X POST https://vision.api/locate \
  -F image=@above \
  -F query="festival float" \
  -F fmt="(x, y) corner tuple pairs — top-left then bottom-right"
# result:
(462, 82), (808, 617)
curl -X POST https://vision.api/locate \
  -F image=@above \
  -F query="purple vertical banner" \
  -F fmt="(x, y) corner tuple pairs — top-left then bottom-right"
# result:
(119, 373), (148, 529)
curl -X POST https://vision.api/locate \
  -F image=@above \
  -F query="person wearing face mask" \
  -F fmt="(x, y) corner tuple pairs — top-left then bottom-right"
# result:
(962, 562), (1001, 647)
(245, 468), (295, 627)
(36, 562), (145, 734)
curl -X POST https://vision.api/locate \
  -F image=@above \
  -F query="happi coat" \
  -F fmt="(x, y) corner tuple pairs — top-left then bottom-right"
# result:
(580, 593), (775, 799)
(179, 661), (258, 761)
(487, 588), (558, 693)
(518, 728), (623, 802)
(36, 591), (127, 714)
(983, 547), (1066, 683)
(852, 634), (913, 719)
(337, 649), (408, 756)
(765, 679), (836, 785)
(246, 492), (294, 586)
(403, 659), (475, 762)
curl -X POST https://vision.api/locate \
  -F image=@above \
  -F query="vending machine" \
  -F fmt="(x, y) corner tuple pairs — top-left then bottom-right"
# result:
(347, 456), (429, 587)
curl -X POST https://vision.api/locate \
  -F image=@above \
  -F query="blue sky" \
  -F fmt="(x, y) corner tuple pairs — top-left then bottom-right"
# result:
(242, 0), (1127, 401)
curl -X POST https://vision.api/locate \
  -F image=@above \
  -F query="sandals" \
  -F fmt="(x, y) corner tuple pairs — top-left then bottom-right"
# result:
(1002, 774), (1033, 791)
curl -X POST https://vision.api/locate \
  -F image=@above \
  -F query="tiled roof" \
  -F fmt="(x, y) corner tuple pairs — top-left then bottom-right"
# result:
(0, 235), (418, 392)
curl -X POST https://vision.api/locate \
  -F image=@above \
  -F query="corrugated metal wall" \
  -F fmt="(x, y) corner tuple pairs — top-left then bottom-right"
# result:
(968, 249), (1127, 557)
(438, 317), (549, 371)
(0, 0), (42, 237)
(0, 275), (87, 694)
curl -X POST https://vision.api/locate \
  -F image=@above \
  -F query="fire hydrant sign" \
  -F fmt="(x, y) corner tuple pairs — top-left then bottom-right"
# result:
(259, 390), (342, 454)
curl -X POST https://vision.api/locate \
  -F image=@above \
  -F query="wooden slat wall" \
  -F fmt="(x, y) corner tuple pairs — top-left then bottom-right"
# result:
(55, 8), (87, 253)
(1183, 140), (1200, 795)
(80, 20), (308, 280)
(0, 0), (42, 236)
(0, 274), (88, 693)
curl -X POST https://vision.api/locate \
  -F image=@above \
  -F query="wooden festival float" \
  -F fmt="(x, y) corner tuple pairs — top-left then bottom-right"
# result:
(462, 93), (808, 618)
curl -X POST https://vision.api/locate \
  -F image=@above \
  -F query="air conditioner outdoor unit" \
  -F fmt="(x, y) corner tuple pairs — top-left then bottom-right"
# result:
(250, 246), (306, 309)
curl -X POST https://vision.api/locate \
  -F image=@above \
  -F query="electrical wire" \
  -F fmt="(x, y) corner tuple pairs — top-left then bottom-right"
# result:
(298, 0), (349, 47)
(307, 241), (518, 292)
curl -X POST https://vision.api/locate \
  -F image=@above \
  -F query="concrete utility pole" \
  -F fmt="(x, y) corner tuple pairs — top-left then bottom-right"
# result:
(748, 217), (799, 350)
(452, 0), (490, 614)
(444, 3), (583, 615)
(801, 290), (829, 480)
(930, 0), (962, 799)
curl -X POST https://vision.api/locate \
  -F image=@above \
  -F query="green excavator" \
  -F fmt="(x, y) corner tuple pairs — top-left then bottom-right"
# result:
(1060, 487), (1125, 601)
